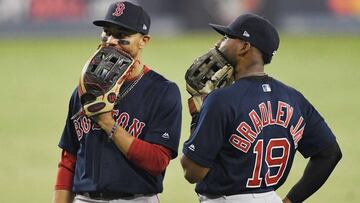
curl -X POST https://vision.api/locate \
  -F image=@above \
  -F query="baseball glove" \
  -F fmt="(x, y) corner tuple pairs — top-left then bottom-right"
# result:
(185, 46), (234, 115)
(77, 46), (134, 117)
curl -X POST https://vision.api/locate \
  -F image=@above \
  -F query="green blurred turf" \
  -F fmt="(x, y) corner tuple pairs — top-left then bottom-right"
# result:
(0, 33), (359, 202)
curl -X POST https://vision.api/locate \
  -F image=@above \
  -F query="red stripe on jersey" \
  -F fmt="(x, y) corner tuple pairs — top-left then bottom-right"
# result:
(55, 150), (77, 190)
(127, 138), (172, 176)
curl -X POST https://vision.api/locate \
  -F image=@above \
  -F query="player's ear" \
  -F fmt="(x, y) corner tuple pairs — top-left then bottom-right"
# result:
(237, 41), (251, 56)
(139, 35), (150, 49)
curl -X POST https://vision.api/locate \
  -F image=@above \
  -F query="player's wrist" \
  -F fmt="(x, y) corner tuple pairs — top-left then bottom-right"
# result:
(94, 112), (116, 134)
(108, 122), (118, 140)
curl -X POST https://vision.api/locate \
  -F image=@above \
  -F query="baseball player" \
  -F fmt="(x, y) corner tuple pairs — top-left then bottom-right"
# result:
(181, 13), (342, 203)
(53, 2), (182, 203)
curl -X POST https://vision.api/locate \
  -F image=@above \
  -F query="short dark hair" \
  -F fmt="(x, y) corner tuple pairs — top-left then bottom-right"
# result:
(261, 51), (272, 65)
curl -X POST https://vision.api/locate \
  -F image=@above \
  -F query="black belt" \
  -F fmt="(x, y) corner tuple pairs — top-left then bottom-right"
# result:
(79, 192), (138, 200)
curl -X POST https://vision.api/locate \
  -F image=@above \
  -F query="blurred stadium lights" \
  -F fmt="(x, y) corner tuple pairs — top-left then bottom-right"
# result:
(0, 0), (360, 37)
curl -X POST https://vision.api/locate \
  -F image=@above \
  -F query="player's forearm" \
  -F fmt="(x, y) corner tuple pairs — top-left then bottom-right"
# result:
(111, 124), (135, 154)
(181, 155), (210, 183)
(286, 142), (342, 203)
(53, 190), (74, 203)
(96, 113), (172, 176)
(54, 149), (76, 202)
(127, 138), (172, 176)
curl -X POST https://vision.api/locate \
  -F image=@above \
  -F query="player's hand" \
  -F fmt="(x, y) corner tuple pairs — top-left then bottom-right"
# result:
(190, 113), (199, 134)
(188, 95), (207, 115)
(93, 111), (115, 134)
(188, 96), (206, 134)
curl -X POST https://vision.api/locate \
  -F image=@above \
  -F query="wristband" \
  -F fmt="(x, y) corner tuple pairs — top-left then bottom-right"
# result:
(109, 122), (118, 140)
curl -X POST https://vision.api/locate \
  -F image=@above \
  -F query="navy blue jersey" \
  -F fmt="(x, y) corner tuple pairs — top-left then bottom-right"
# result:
(59, 68), (182, 194)
(183, 75), (336, 195)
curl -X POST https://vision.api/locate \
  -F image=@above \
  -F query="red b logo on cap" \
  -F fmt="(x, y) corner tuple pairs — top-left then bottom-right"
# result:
(112, 2), (125, 17)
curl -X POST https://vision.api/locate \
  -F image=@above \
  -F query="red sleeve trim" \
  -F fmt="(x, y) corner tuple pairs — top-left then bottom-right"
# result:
(127, 138), (172, 176)
(55, 150), (77, 190)
(143, 65), (151, 74)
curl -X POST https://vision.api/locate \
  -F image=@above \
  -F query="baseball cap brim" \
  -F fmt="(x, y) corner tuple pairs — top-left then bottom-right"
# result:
(93, 20), (139, 34)
(209, 23), (239, 39)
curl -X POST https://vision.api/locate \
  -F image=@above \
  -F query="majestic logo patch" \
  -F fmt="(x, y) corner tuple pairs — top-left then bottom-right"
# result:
(142, 24), (147, 30)
(161, 132), (170, 139)
(188, 144), (195, 151)
(112, 2), (125, 17)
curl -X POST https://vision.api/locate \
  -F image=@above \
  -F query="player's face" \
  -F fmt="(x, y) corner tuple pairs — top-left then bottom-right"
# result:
(101, 26), (150, 59)
(218, 36), (238, 67)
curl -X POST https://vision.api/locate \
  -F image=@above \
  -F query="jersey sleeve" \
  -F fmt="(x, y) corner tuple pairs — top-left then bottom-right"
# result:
(144, 82), (182, 159)
(58, 89), (81, 155)
(183, 91), (233, 168)
(297, 95), (337, 158)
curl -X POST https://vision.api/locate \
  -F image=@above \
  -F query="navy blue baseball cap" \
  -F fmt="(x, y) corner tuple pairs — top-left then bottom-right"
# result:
(209, 13), (279, 58)
(93, 1), (150, 35)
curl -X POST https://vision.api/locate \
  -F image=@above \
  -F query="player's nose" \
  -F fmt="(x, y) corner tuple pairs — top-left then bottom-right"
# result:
(107, 35), (119, 46)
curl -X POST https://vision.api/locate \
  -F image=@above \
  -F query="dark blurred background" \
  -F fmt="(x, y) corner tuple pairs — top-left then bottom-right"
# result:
(1, 0), (360, 37)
